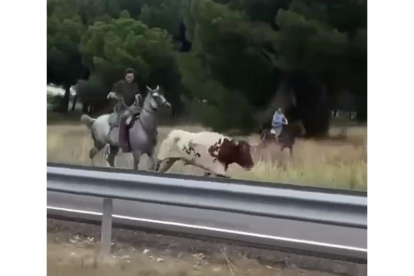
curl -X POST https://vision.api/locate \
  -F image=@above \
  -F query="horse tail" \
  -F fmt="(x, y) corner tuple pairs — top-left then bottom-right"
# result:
(80, 114), (96, 129)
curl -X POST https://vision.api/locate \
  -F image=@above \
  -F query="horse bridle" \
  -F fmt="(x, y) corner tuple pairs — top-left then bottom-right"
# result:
(137, 94), (169, 133)
(138, 100), (160, 133)
(142, 96), (168, 113)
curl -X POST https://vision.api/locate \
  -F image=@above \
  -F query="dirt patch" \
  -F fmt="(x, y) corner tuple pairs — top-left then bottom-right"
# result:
(48, 219), (366, 276)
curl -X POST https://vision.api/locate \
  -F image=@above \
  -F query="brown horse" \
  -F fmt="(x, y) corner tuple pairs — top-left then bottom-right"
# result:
(259, 124), (301, 156)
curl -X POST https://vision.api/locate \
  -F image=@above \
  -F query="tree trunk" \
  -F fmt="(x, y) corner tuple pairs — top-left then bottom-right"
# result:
(287, 72), (331, 138)
(71, 94), (78, 111)
(356, 94), (367, 122)
(60, 85), (71, 113)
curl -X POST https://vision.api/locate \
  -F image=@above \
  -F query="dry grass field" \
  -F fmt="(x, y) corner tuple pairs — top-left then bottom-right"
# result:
(49, 236), (341, 276)
(47, 123), (367, 191)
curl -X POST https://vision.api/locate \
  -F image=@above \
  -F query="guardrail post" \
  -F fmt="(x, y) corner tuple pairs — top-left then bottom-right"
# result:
(100, 198), (113, 257)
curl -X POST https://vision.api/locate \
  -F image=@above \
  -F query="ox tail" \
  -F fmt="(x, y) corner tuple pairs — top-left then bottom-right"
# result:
(80, 114), (96, 129)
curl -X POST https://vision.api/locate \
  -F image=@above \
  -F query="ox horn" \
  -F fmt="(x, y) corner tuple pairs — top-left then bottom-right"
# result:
(146, 85), (152, 91)
(156, 85), (160, 90)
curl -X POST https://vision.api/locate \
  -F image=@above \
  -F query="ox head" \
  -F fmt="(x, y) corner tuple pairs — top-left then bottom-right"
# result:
(229, 139), (255, 170)
(145, 85), (172, 111)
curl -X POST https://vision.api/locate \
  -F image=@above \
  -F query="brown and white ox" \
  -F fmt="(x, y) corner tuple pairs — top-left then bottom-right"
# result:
(155, 130), (255, 178)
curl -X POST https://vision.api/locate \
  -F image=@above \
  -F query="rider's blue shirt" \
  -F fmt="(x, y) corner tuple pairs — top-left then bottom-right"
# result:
(272, 112), (286, 128)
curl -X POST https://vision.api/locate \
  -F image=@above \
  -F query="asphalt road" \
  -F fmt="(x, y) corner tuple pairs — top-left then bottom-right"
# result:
(47, 191), (367, 261)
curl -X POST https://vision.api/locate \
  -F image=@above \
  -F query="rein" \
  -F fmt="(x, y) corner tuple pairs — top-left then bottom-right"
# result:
(142, 98), (167, 114)
(134, 94), (167, 133)
(137, 101), (158, 133)
(143, 106), (156, 114)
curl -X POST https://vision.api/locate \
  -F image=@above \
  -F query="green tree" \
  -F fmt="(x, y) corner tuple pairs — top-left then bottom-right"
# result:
(178, 53), (256, 133)
(138, 0), (194, 52)
(47, 1), (88, 112)
(46, 0), (366, 135)
(79, 16), (184, 113)
(139, 0), (183, 37)
(184, 0), (280, 107)
(179, 0), (366, 135)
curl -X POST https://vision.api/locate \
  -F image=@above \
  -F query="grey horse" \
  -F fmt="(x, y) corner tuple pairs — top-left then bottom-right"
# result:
(80, 85), (171, 170)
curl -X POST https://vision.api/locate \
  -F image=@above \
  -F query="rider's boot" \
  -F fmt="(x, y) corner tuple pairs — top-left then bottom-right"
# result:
(126, 115), (132, 126)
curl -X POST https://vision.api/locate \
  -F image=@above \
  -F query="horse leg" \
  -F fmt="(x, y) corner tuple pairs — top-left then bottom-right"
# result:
(106, 145), (119, 168)
(103, 145), (110, 162)
(273, 136), (279, 146)
(146, 151), (157, 171)
(132, 150), (142, 170)
(289, 146), (293, 157)
(89, 141), (105, 167)
(89, 148), (98, 167)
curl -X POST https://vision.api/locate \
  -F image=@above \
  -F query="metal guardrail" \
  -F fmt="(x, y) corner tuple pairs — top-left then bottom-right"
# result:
(47, 163), (367, 256)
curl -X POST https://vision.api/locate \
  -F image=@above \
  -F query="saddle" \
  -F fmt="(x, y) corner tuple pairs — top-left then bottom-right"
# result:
(127, 113), (141, 129)
(108, 111), (141, 130)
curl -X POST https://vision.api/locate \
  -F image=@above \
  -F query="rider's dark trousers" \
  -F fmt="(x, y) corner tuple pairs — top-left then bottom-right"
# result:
(119, 106), (141, 152)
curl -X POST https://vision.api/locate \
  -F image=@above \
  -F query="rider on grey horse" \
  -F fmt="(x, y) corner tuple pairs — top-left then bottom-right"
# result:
(108, 68), (143, 152)
(271, 108), (288, 142)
